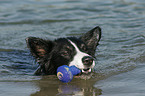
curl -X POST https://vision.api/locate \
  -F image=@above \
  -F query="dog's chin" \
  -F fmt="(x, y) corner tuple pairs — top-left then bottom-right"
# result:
(76, 69), (93, 80)
(74, 68), (93, 79)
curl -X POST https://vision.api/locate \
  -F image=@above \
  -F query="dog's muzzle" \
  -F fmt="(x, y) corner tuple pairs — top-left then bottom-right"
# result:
(82, 56), (94, 73)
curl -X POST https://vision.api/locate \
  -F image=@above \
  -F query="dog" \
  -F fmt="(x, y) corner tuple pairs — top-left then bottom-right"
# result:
(26, 26), (101, 75)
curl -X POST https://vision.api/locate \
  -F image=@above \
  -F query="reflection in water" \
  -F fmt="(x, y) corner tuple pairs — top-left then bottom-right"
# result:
(31, 76), (102, 96)
(57, 84), (102, 96)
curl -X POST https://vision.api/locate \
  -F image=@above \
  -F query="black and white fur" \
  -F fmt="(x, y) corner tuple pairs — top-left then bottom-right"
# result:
(26, 26), (101, 75)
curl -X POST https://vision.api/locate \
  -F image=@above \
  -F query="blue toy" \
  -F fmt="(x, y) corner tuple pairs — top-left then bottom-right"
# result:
(57, 65), (81, 83)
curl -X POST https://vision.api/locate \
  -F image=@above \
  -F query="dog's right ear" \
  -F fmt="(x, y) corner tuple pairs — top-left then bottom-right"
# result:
(25, 37), (55, 59)
(80, 26), (102, 56)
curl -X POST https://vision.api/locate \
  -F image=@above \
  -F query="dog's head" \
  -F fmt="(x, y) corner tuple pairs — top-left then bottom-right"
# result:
(26, 26), (101, 75)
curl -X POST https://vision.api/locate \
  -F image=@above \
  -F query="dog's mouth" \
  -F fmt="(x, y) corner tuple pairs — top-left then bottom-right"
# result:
(82, 68), (92, 74)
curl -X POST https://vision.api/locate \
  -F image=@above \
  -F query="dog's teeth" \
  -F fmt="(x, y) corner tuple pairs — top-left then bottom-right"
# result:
(88, 68), (92, 72)
(82, 68), (92, 73)
(82, 69), (85, 73)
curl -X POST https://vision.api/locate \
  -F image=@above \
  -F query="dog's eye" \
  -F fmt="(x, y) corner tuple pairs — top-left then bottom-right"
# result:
(61, 51), (69, 57)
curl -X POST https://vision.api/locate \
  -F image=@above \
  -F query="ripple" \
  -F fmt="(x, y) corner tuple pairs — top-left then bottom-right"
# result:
(0, 19), (80, 25)
(122, 35), (145, 48)
(0, 50), (37, 76)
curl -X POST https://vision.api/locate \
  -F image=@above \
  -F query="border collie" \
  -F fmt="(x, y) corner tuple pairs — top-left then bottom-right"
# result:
(26, 26), (101, 75)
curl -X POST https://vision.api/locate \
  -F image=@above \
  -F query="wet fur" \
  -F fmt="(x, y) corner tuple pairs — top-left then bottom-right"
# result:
(26, 26), (101, 75)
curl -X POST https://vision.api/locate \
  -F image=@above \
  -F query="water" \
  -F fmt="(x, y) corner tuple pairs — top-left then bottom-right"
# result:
(0, 0), (145, 96)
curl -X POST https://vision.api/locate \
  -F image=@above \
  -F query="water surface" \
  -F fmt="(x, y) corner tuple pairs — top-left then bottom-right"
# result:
(0, 0), (145, 96)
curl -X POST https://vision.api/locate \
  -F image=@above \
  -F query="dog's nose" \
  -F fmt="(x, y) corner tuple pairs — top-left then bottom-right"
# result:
(82, 56), (93, 66)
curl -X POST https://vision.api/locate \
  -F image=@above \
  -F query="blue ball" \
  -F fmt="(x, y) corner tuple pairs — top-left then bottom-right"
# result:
(57, 65), (73, 83)
(69, 66), (81, 75)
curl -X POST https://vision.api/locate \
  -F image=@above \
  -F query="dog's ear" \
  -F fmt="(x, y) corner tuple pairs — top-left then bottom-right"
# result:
(80, 26), (102, 56)
(26, 37), (55, 59)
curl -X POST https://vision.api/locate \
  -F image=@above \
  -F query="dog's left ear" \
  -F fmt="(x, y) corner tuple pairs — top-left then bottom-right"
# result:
(80, 26), (102, 56)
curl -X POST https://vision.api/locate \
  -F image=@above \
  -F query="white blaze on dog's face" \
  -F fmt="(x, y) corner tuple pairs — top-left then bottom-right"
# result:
(68, 40), (95, 73)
